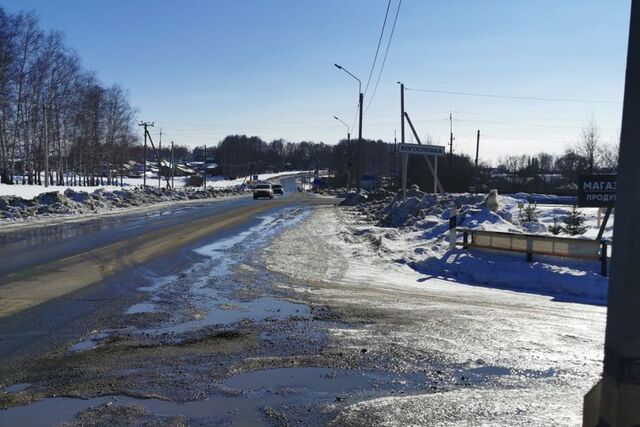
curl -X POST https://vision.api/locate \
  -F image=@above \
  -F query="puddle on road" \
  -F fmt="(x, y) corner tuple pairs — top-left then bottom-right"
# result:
(125, 302), (157, 315)
(3, 383), (30, 394)
(0, 367), (430, 426)
(457, 365), (558, 384)
(224, 367), (427, 395)
(128, 207), (312, 337)
(136, 274), (178, 293)
(144, 295), (310, 336)
(68, 331), (110, 353)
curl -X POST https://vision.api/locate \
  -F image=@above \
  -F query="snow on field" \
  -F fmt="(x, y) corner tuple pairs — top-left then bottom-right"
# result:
(336, 188), (610, 303)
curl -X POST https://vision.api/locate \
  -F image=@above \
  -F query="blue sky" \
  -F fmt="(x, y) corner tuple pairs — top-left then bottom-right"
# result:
(1, 0), (631, 162)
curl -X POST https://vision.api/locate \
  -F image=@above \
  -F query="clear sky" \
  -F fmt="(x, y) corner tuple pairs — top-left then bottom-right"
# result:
(1, 0), (632, 162)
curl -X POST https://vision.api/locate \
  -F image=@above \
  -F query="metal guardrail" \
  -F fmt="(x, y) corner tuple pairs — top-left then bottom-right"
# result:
(455, 227), (611, 276)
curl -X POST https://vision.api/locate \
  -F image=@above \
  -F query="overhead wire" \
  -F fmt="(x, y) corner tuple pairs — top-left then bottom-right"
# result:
(454, 118), (620, 131)
(366, 0), (402, 112)
(450, 110), (621, 124)
(363, 0), (392, 96)
(404, 87), (622, 105)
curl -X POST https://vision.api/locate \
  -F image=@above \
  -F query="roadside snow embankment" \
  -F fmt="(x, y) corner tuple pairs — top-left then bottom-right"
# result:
(339, 188), (609, 303)
(0, 171), (307, 224)
(0, 186), (240, 223)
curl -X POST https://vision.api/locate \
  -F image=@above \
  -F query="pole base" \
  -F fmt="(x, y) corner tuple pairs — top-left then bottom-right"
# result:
(583, 376), (640, 426)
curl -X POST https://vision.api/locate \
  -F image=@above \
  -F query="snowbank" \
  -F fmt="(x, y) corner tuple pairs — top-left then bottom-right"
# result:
(338, 189), (609, 303)
(0, 186), (240, 223)
(0, 170), (306, 198)
(0, 171), (306, 224)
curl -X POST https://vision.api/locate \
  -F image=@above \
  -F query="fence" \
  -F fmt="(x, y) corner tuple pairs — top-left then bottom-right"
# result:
(454, 227), (611, 276)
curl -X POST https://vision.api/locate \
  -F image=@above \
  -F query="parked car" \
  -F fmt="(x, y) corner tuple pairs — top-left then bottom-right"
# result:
(253, 183), (273, 199)
(272, 183), (284, 195)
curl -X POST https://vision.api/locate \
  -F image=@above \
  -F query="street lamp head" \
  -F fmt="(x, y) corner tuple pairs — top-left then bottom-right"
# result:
(333, 116), (338, 120)
(334, 63), (342, 70)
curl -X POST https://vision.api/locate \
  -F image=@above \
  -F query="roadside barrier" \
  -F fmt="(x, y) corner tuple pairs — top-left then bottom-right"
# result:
(450, 223), (611, 277)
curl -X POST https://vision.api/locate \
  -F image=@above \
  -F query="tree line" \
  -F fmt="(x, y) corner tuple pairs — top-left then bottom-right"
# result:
(491, 120), (619, 193)
(0, 8), (137, 186)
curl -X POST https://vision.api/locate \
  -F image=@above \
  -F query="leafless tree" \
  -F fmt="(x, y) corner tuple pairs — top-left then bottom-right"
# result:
(600, 140), (620, 172)
(0, 7), (138, 187)
(575, 118), (602, 174)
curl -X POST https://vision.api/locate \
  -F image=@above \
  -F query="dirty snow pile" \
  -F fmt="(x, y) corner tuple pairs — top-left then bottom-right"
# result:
(0, 186), (241, 222)
(338, 187), (609, 303)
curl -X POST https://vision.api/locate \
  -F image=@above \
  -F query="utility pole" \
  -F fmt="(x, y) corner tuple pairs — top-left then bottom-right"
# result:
(170, 140), (174, 190)
(43, 104), (49, 188)
(334, 63), (362, 192)
(158, 129), (162, 189)
(400, 82), (405, 144)
(334, 115), (351, 188)
(584, 2), (640, 425)
(475, 129), (481, 193)
(475, 129), (480, 169)
(449, 112), (454, 187)
(399, 82), (405, 193)
(139, 121), (154, 187)
(203, 145), (207, 189)
(358, 91), (363, 192)
(394, 129), (398, 189)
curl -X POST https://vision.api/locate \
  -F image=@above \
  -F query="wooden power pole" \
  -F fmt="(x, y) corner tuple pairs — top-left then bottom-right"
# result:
(139, 121), (154, 187)
(449, 112), (454, 187)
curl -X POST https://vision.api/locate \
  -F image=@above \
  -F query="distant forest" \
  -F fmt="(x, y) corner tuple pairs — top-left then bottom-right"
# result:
(0, 7), (619, 194)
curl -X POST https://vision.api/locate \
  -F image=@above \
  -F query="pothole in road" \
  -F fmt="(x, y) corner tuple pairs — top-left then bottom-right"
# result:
(0, 367), (431, 426)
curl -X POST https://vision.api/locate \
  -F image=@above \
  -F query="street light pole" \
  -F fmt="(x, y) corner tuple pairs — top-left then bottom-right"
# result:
(334, 115), (351, 188)
(335, 63), (362, 192)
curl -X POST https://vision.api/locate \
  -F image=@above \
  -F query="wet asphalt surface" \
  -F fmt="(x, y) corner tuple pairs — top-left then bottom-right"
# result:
(0, 179), (405, 426)
(0, 178), (314, 359)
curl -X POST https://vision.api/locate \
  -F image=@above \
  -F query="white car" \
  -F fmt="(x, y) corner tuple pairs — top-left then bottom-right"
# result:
(253, 183), (273, 199)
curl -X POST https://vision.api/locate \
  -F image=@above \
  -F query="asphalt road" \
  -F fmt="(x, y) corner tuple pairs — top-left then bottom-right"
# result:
(0, 181), (607, 426)
(0, 177), (336, 360)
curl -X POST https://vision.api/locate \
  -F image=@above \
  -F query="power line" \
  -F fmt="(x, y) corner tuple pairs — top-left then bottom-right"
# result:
(452, 110), (621, 124)
(404, 87), (623, 104)
(364, 0), (392, 96)
(454, 118), (620, 131)
(481, 134), (573, 143)
(366, 0), (402, 112)
(351, 99), (360, 130)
